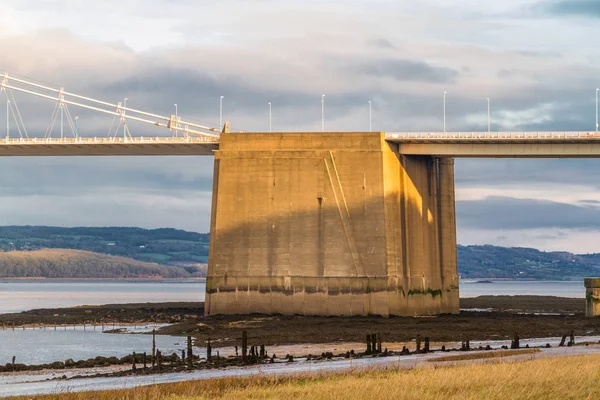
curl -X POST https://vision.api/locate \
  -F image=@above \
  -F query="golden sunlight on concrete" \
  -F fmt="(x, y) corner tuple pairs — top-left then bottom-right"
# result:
(206, 132), (459, 317)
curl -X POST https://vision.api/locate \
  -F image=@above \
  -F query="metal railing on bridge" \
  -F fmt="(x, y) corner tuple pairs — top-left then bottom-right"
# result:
(1, 136), (220, 145)
(386, 132), (600, 140)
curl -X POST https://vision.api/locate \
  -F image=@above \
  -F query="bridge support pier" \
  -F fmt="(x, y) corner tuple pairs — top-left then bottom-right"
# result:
(206, 132), (459, 316)
(585, 278), (600, 317)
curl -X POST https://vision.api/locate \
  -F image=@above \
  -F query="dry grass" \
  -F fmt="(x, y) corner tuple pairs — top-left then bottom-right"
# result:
(429, 348), (541, 362)
(12, 354), (600, 400)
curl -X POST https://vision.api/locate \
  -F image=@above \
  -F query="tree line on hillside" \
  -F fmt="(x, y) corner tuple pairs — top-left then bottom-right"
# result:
(0, 226), (209, 265)
(0, 249), (190, 279)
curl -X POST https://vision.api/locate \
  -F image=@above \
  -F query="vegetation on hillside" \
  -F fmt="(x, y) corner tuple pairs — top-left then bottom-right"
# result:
(0, 226), (209, 267)
(0, 249), (190, 279)
(458, 244), (600, 280)
(0, 226), (598, 280)
(15, 354), (600, 400)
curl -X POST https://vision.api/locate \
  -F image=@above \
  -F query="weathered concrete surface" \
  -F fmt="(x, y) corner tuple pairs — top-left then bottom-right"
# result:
(585, 278), (600, 317)
(206, 132), (459, 317)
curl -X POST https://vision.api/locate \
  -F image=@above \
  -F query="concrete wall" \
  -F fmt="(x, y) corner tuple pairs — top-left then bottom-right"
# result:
(206, 132), (459, 316)
(585, 278), (600, 317)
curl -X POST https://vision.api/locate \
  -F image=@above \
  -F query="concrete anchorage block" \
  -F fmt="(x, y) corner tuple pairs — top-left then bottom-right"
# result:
(585, 278), (600, 317)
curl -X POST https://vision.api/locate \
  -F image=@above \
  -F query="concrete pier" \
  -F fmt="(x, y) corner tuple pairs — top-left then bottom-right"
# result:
(206, 132), (459, 317)
(585, 278), (600, 317)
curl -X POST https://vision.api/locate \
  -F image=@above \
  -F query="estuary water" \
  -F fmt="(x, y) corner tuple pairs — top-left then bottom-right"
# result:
(0, 280), (206, 313)
(0, 279), (586, 314)
(0, 324), (188, 365)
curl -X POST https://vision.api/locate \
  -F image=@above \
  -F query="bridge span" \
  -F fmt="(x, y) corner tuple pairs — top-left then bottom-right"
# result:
(2, 131), (600, 157)
(4, 131), (600, 317)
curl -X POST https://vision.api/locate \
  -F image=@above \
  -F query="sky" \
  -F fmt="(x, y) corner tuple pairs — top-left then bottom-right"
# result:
(1, 0), (600, 253)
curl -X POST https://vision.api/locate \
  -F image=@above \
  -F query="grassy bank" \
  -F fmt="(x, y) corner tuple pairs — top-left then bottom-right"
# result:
(14, 354), (600, 400)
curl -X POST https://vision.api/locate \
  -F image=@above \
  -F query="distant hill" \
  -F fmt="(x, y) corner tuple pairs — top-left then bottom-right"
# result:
(0, 226), (209, 267)
(0, 249), (190, 279)
(0, 226), (598, 280)
(458, 245), (600, 280)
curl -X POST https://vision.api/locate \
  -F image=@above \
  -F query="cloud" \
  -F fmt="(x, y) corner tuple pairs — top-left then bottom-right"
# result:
(0, 0), (600, 251)
(457, 196), (600, 230)
(351, 59), (459, 83)
(543, 0), (600, 18)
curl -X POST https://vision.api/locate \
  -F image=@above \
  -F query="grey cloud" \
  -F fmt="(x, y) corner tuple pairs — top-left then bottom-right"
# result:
(543, 0), (600, 18)
(352, 58), (459, 83)
(579, 199), (600, 205)
(0, 157), (214, 196)
(455, 158), (600, 190)
(367, 38), (396, 49)
(457, 196), (600, 230)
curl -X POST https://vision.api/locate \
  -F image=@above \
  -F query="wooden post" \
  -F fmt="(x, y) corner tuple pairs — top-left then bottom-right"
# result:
(143, 352), (147, 369)
(157, 350), (162, 370)
(152, 329), (157, 367)
(371, 334), (377, 354)
(206, 337), (212, 361)
(187, 336), (194, 369)
(569, 330), (575, 347)
(366, 334), (372, 354)
(424, 337), (430, 353)
(260, 344), (266, 358)
(559, 334), (567, 347)
(416, 334), (422, 353)
(377, 334), (382, 353)
(132, 352), (137, 371)
(511, 332), (520, 349)
(242, 331), (248, 363)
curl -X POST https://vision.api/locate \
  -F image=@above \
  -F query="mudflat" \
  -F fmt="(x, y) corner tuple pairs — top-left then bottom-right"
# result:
(0, 296), (596, 347)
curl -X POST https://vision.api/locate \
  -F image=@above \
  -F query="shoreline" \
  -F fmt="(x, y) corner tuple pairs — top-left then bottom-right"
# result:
(0, 296), (597, 346)
(0, 277), (206, 281)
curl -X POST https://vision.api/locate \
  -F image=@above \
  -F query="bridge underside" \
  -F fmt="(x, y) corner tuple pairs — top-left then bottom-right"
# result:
(207, 132), (459, 317)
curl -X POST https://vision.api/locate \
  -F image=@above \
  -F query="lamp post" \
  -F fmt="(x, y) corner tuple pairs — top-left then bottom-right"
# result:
(123, 97), (128, 138)
(268, 102), (272, 132)
(596, 88), (600, 132)
(219, 96), (224, 130)
(368, 100), (372, 132)
(75, 116), (79, 138)
(443, 91), (447, 136)
(321, 94), (325, 132)
(486, 98), (490, 136)
(174, 103), (178, 136)
(5, 100), (9, 138)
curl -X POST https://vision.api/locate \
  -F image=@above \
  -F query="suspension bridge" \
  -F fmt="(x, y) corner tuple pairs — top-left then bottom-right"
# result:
(3, 71), (600, 157)
(3, 71), (600, 317)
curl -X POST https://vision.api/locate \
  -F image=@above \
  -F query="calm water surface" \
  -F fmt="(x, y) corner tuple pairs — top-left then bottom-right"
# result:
(0, 280), (206, 313)
(459, 279), (585, 298)
(0, 279), (586, 314)
(0, 324), (189, 365)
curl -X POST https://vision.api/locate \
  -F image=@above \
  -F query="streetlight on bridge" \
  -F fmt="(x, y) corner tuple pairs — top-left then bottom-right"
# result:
(6, 100), (9, 138)
(219, 96), (224, 130)
(321, 94), (325, 132)
(596, 88), (600, 132)
(268, 102), (272, 133)
(443, 91), (448, 136)
(123, 97), (128, 139)
(174, 103), (178, 136)
(486, 98), (491, 136)
(368, 100), (372, 132)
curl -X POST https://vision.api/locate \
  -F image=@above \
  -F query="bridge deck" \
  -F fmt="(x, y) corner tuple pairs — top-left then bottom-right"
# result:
(386, 132), (600, 157)
(0, 137), (218, 156)
(3, 132), (600, 157)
